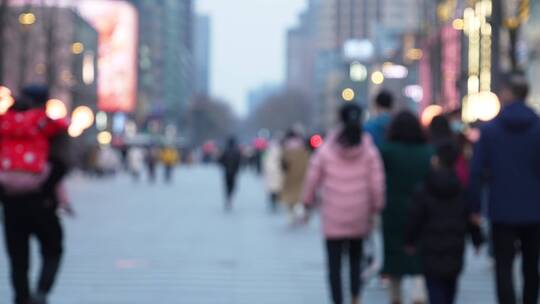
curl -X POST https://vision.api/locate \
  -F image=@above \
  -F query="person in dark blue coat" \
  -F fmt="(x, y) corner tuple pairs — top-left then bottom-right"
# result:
(470, 73), (540, 304)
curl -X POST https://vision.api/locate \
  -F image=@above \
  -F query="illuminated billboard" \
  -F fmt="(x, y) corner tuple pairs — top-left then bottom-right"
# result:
(78, 0), (137, 113)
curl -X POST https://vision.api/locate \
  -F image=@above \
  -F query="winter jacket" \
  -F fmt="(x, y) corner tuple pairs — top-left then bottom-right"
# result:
(281, 138), (310, 205)
(0, 108), (67, 174)
(406, 169), (484, 279)
(470, 101), (540, 224)
(302, 132), (385, 238)
(263, 142), (283, 193)
(219, 146), (242, 176)
(381, 142), (433, 275)
(364, 112), (392, 148)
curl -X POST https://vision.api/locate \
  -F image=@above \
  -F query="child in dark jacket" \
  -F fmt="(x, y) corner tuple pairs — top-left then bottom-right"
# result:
(405, 140), (484, 304)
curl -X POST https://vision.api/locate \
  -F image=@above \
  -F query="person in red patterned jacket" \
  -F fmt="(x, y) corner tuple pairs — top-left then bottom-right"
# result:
(0, 85), (71, 304)
(0, 88), (67, 192)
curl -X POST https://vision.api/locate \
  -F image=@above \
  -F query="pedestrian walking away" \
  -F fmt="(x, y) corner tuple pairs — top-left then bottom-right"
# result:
(303, 104), (385, 304)
(263, 138), (283, 212)
(364, 90), (394, 148)
(160, 145), (179, 183)
(281, 129), (310, 224)
(380, 111), (433, 304)
(219, 137), (242, 210)
(405, 141), (484, 304)
(470, 73), (540, 304)
(0, 85), (72, 304)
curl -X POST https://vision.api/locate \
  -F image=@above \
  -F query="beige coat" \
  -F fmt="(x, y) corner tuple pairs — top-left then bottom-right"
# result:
(280, 139), (310, 205)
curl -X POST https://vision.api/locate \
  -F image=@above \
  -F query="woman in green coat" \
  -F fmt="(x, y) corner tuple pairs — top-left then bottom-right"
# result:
(381, 111), (432, 304)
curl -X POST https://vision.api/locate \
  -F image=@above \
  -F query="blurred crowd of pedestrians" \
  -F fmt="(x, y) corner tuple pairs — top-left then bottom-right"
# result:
(218, 73), (540, 304)
(1, 72), (539, 304)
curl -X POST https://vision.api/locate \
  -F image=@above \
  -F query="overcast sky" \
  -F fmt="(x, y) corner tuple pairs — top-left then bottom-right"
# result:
(196, 0), (307, 116)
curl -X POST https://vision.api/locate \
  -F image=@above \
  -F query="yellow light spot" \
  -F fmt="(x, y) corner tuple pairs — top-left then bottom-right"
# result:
(371, 71), (385, 85)
(46, 99), (68, 120)
(71, 106), (95, 130)
(341, 88), (355, 102)
(97, 131), (112, 145)
(452, 19), (464, 31)
(19, 13), (36, 25)
(68, 125), (84, 138)
(421, 105), (443, 127)
(72, 42), (84, 54)
(0, 96), (14, 114)
(0, 86), (11, 98)
(406, 48), (424, 61)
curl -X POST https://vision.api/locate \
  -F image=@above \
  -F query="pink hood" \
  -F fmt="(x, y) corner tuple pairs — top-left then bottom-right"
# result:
(302, 131), (386, 238)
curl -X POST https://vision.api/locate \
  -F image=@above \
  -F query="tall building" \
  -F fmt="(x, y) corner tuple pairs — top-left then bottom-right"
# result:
(194, 14), (211, 96)
(131, 0), (194, 125)
(1, 5), (98, 109)
(247, 84), (280, 115)
(286, 0), (320, 129)
(317, 0), (374, 51)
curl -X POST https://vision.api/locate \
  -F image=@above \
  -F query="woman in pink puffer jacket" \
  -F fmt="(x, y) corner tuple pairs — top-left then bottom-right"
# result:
(303, 103), (385, 304)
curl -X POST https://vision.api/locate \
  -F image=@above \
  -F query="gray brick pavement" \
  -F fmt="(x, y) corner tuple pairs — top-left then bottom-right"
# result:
(0, 167), (496, 303)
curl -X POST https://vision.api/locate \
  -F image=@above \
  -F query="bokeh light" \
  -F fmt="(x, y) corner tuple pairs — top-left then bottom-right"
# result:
(371, 71), (385, 85)
(46, 99), (68, 120)
(71, 106), (95, 130)
(421, 105), (443, 127)
(97, 131), (113, 145)
(341, 88), (355, 101)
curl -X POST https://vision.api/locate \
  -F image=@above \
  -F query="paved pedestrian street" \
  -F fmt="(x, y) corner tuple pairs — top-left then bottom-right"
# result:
(1, 167), (496, 303)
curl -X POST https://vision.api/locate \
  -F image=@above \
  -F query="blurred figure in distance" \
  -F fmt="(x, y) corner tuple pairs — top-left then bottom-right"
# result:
(281, 128), (310, 224)
(160, 145), (179, 183)
(364, 90), (394, 148)
(263, 136), (283, 212)
(219, 136), (242, 211)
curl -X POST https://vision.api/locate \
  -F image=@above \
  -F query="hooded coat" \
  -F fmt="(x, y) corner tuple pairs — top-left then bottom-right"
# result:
(380, 141), (432, 275)
(406, 169), (484, 279)
(302, 132), (385, 238)
(470, 101), (540, 224)
(281, 137), (310, 205)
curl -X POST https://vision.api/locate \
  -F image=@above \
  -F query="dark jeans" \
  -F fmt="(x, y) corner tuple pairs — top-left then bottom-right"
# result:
(492, 223), (540, 304)
(326, 239), (363, 304)
(2, 194), (64, 304)
(426, 276), (457, 304)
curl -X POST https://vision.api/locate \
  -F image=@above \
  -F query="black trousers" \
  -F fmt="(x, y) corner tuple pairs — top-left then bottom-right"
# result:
(2, 194), (64, 304)
(224, 172), (237, 200)
(426, 276), (457, 304)
(492, 223), (540, 304)
(326, 239), (363, 304)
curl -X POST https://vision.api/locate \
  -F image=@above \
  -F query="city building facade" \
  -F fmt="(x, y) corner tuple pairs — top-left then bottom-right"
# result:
(194, 14), (211, 96)
(131, 0), (194, 125)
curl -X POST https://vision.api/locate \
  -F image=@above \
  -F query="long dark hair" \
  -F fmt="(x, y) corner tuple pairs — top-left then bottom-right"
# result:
(338, 103), (363, 147)
(429, 115), (453, 142)
(388, 111), (426, 144)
